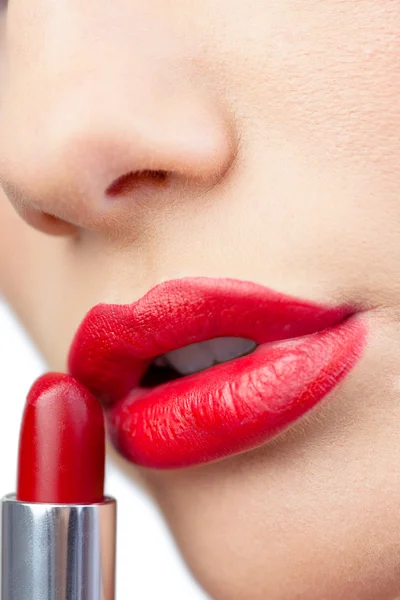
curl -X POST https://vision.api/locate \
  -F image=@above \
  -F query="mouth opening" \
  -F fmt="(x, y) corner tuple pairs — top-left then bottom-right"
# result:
(139, 336), (258, 388)
(140, 363), (185, 388)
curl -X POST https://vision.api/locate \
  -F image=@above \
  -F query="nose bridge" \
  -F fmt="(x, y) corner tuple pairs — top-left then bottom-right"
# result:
(0, 2), (235, 231)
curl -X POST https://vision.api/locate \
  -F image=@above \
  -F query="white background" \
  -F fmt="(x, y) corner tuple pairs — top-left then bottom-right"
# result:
(0, 298), (208, 600)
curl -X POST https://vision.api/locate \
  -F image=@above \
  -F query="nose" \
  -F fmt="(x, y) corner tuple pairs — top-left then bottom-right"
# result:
(0, 4), (235, 235)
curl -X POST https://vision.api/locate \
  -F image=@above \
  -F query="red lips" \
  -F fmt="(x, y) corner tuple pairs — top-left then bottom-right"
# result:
(68, 278), (366, 468)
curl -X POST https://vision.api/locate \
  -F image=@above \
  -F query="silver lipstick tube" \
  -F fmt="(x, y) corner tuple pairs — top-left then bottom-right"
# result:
(1, 494), (116, 600)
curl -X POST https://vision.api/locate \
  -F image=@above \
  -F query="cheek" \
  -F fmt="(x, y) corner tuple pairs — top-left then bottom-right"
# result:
(190, 0), (400, 303)
(209, 1), (400, 178)
(278, 4), (400, 180)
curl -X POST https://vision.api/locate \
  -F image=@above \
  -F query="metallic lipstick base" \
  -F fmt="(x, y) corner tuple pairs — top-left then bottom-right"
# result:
(1, 494), (116, 600)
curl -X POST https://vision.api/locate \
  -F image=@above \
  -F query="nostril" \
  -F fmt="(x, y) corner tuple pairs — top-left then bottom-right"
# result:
(106, 169), (169, 197)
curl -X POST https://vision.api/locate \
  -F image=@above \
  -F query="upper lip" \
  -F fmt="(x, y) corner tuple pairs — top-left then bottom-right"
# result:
(68, 276), (354, 404)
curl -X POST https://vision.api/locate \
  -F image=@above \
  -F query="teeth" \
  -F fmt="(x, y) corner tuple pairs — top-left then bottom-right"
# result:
(158, 337), (257, 376)
(206, 337), (256, 363)
(163, 342), (214, 375)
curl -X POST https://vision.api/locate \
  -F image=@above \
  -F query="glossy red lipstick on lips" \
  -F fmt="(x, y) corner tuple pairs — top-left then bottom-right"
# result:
(69, 277), (367, 469)
(1, 374), (116, 600)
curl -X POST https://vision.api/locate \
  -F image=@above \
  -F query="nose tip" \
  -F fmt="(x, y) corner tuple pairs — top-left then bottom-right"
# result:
(0, 89), (236, 235)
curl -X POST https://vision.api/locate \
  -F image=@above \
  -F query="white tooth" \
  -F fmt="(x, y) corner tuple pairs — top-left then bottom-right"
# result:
(154, 356), (168, 367)
(164, 342), (214, 375)
(206, 337), (257, 363)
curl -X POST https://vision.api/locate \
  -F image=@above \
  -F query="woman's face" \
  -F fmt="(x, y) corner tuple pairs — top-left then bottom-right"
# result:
(1, 1), (400, 598)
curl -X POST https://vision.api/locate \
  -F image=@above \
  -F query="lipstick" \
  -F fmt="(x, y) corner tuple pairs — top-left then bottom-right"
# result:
(1, 373), (116, 600)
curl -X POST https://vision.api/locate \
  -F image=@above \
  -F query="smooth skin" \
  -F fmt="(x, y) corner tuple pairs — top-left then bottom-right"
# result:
(1, 1), (400, 598)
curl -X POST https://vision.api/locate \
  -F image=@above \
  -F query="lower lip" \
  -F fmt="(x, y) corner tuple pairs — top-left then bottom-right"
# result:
(106, 316), (366, 469)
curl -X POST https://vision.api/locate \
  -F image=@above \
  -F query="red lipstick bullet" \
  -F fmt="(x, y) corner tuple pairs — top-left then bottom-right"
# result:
(17, 373), (105, 504)
(1, 373), (116, 600)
